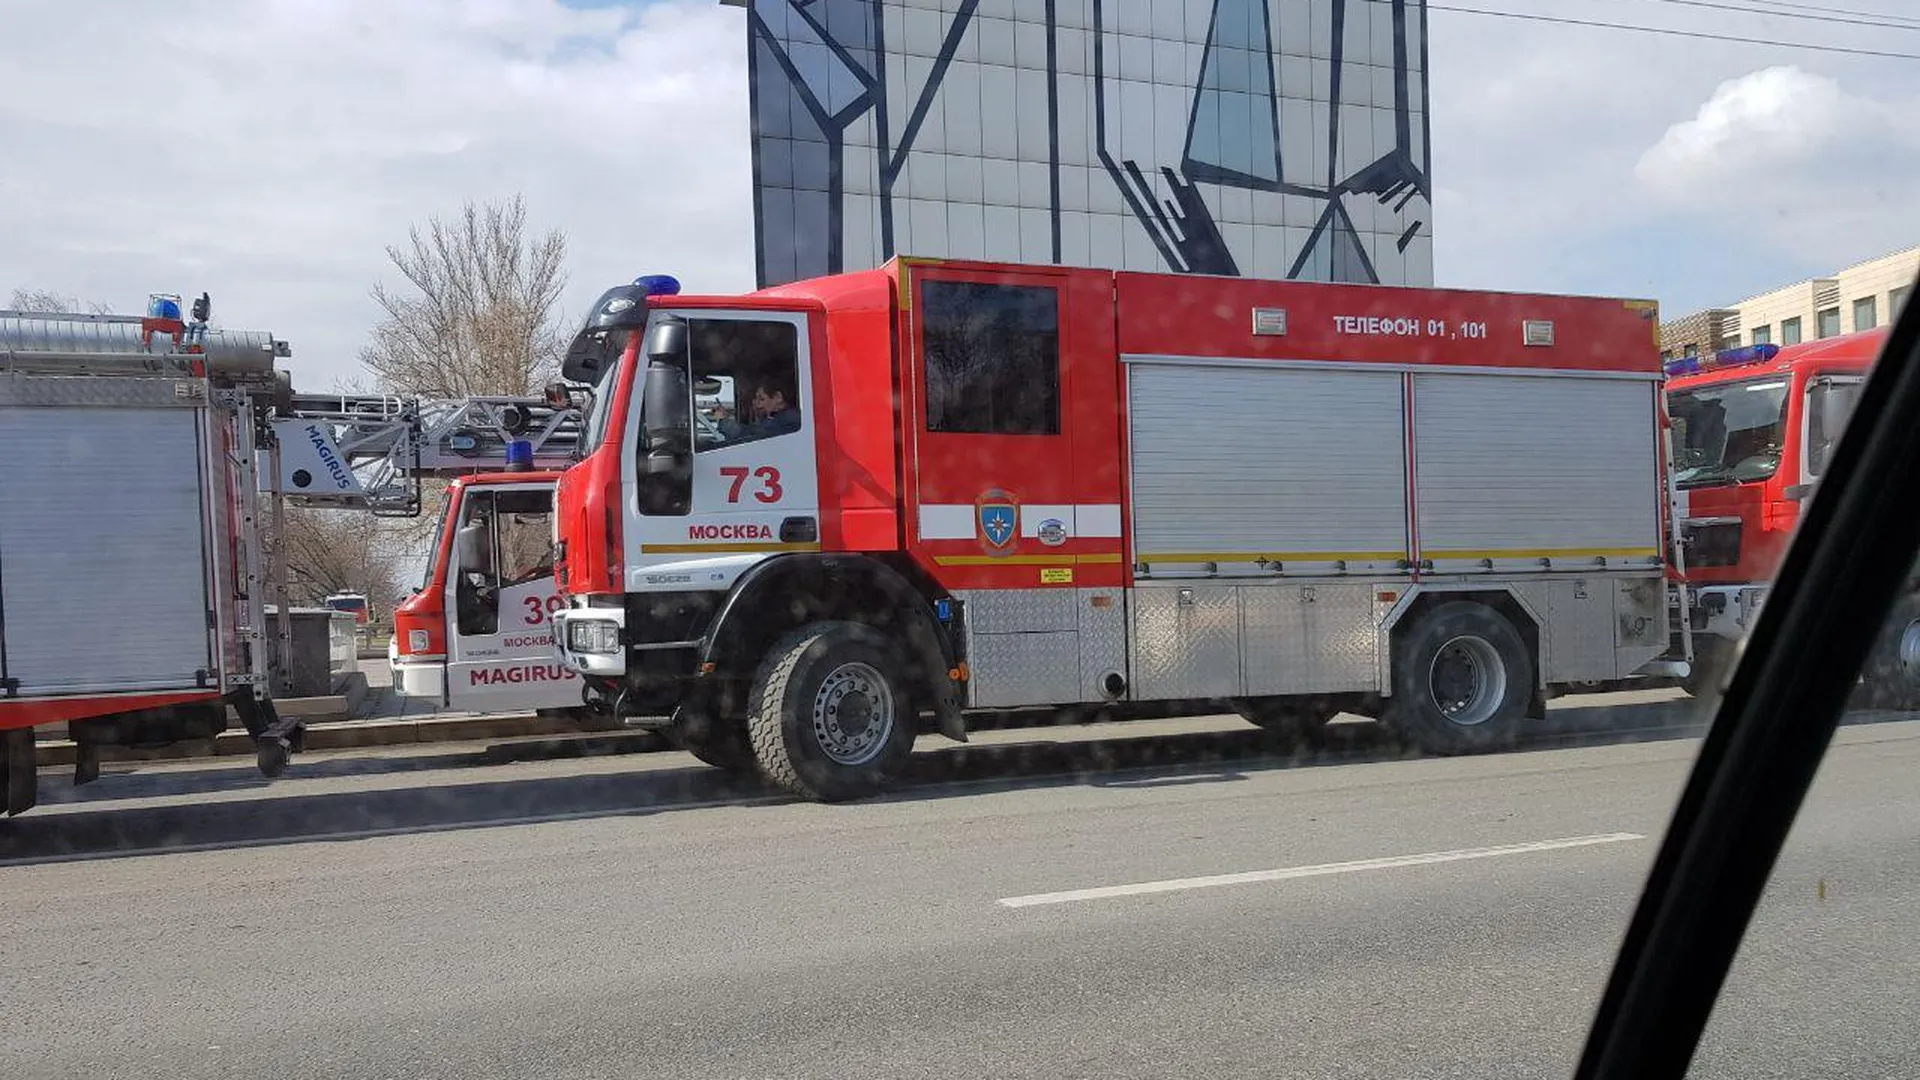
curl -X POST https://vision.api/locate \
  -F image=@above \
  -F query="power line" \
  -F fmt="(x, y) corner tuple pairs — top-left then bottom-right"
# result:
(1420, 3), (1920, 60)
(1733, 0), (1920, 27)
(1620, 0), (1920, 32)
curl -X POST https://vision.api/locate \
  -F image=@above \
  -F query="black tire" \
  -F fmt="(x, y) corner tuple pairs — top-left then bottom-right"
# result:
(1229, 698), (1336, 743)
(1852, 614), (1920, 711)
(665, 706), (758, 773)
(1382, 601), (1533, 755)
(747, 621), (917, 801)
(1682, 638), (1737, 701)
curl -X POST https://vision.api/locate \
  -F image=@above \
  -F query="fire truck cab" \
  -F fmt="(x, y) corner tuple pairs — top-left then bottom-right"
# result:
(551, 260), (1679, 800)
(1666, 328), (1920, 700)
(390, 471), (580, 713)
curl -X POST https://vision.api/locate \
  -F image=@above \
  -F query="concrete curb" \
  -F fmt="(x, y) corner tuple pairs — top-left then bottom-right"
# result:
(35, 711), (636, 769)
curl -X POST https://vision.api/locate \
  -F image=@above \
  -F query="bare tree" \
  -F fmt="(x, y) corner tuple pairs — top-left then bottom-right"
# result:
(265, 508), (406, 616)
(9, 288), (114, 314)
(359, 195), (569, 398)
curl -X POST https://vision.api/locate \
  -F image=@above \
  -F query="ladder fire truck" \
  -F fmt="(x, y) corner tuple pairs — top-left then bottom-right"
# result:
(1665, 329), (1920, 702)
(257, 384), (588, 716)
(0, 297), (302, 814)
(548, 260), (1686, 801)
(0, 295), (589, 815)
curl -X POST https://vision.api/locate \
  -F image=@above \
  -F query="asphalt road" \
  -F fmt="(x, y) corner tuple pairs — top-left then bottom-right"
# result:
(2, 693), (1915, 1079)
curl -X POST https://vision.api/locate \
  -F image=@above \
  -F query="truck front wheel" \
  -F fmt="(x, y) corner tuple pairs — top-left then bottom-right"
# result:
(747, 622), (916, 801)
(1382, 602), (1533, 755)
(665, 706), (758, 774)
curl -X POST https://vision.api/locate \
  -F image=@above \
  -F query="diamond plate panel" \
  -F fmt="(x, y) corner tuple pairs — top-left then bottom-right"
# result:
(955, 588), (1078, 634)
(967, 631), (1081, 709)
(1545, 579), (1615, 683)
(1130, 585), (1241, 701)
(1241, 581), (1380, 695)
(1614, 574), (1670, 677)
(1077, 588), (1128, 701)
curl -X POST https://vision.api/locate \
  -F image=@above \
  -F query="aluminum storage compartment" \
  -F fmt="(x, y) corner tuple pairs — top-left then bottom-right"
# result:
(1412, 373), (1662, 574)
(0, 380), (217, 697)
(1128, 362), (1410, 578)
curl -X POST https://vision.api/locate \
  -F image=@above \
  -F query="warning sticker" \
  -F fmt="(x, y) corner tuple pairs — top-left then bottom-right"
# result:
(1040, 567), (1074, 585)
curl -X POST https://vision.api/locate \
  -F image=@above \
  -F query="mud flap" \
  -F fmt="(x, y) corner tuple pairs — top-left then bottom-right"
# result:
(73, 742), (100, 786)
(3, 727), (35, 817)
(935, 681), (968, 743)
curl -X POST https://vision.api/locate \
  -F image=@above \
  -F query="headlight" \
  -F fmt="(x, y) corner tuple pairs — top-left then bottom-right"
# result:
(568, 619), (621, 654)
(408, 629), (430, 652)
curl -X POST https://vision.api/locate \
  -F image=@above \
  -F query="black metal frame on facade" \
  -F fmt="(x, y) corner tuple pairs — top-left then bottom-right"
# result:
(748, 0), (1433, 289)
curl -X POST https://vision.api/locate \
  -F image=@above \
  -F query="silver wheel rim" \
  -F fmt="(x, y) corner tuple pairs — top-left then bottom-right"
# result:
(1426, 634), (1507, 727)
(1899, 620), (1920, 680)
(811, 661), (895, 766)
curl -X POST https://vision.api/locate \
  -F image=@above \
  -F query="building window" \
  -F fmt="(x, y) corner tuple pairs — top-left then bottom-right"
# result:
(1893, 285), (1911, 318)
(1853, 296), (1877, 332)
(1716, 335), (1740, 353)
(1817, 306), (1841, 338)
(922, 281), (1061, 436)
(1781, 316), (1803, 345)
(1750, 325), (1771, 346)
(1661, 349), (1674, 361)
(1683, 344), (1699, 359)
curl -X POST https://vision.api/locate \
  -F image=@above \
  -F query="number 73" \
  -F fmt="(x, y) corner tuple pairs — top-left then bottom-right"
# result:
(720, 465), (784, 504)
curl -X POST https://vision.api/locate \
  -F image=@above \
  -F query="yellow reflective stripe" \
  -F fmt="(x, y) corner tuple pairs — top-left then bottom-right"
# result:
(1423, 547), (1660, 560)
(640, 542), (822, 555)
(1139, 551), (1407, 564)
(932, 551), (1122, 567)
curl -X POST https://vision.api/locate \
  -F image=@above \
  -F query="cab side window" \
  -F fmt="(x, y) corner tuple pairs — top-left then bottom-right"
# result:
(922, 281), (1060, 436)
(690, 319), (802, 452)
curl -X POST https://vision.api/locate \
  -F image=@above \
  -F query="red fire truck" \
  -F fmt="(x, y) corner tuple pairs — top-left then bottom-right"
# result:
(390, 470), (581, 714)
(549, 261), (1681, 800)
(0, 300), (304, 814)
(1666, 328), (1920, 701)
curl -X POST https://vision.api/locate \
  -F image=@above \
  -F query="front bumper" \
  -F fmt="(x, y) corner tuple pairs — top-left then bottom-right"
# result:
(552, 602), (628, 677)
(1690, 584), (1769, 645)
(389, 655), (446, 699)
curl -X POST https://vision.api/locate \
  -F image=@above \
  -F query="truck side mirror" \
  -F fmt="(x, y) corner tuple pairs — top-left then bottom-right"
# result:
(641, 318), (692, 473)
(456, 522), (492, 578)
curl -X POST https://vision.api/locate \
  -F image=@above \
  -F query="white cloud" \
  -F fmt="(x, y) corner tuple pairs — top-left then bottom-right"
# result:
(0, 0), (754, 388)
(1424, 0), (1920, 309)
(1632, 65), (1920, 266)
(1638, 66), (1887, 188)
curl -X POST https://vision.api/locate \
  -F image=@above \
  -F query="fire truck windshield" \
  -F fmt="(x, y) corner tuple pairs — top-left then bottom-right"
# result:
(1669, 377), (1789, 489)
(578, 345), (625, 452)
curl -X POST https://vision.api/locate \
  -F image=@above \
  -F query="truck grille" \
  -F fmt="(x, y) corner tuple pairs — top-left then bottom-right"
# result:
(1683, 520), (1742, 569)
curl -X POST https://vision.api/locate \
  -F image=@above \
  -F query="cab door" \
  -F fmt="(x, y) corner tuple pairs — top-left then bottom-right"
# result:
(624, 310), (821, 591)
(443, 483), (579, 712)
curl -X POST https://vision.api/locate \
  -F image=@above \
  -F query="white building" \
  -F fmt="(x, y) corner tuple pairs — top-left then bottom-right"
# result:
(1662, 247), (1918, 360)
(1738, 247), (1916, 348)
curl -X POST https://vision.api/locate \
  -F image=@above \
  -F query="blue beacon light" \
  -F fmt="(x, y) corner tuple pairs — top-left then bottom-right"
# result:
(504, 439), (535, 472)
(633, 274), (682, 297)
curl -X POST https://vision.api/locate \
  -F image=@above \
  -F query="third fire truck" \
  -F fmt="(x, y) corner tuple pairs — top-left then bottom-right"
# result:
(1665, 328), (1920, 701)
(549, 260), (1682, 800)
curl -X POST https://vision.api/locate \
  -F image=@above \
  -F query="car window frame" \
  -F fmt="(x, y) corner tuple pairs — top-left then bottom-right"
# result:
(1575, 271), (1920, 1079)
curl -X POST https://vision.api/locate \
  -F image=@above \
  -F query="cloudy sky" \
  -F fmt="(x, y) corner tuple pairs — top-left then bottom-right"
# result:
(3, 0), (1916, 389)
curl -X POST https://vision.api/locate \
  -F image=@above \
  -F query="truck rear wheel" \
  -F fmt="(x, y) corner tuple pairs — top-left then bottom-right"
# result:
(665, 706), (758, 773)
(747, 622), (916, 801)
(1383, 602), (1533, 755)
